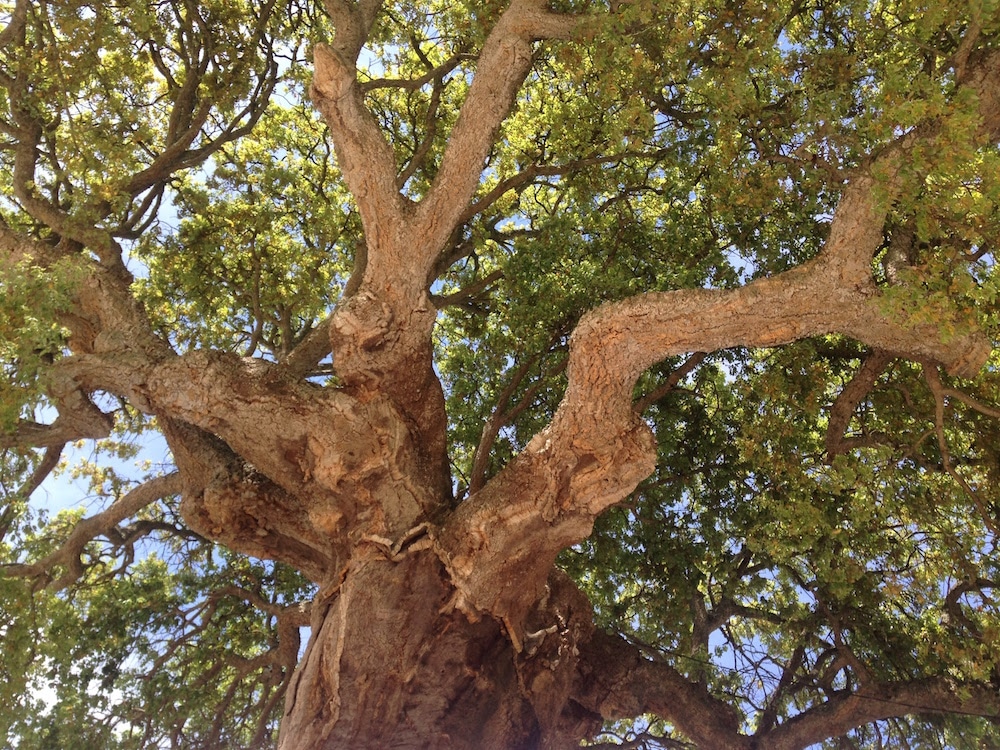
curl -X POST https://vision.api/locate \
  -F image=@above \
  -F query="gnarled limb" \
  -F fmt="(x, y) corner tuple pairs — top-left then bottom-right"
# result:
(54, 338), (459, 586)
(437, 251), (990, 643)
(436, 154), (992, 646)
(313, 0), (588, 504)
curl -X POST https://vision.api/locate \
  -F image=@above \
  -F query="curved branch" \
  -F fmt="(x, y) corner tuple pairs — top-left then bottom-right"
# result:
(824, 349), (894, 458)
(211, 584), (312, 626)
(760, 677), (1000, 750)
(572, 629), (746, 750)
(3, 472), (183, 590)
(436, 171), (991, 645)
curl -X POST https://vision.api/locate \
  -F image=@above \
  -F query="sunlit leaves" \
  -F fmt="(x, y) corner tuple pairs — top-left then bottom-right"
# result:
(134, 99), (352, 356)
(0, 257), (83, 432)
(6, 531), (314, 749)
(0, 0), (301, 238)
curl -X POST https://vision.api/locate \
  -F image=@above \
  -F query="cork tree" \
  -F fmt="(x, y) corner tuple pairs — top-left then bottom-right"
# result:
(3, 0), (1000, 747)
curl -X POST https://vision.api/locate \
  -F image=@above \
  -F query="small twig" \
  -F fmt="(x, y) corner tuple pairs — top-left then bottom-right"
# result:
(634, 351), (708, 413)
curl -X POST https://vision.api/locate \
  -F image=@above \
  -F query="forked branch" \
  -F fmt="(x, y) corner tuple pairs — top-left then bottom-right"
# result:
(3, 472), (183, 590)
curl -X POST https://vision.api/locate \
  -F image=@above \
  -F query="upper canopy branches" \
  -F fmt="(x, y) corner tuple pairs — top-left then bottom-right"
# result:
(0, 0), (292, 265)
(311, 0), (585, 289)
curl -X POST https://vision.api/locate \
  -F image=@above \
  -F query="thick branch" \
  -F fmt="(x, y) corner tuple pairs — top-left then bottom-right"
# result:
(66, 349), (440, 557)
(0, 413), (108, 450)
(323, 0), (382, 64)
(311, 43), (409, 254)
(573, 629), (747, 750)
(760, 678), (1000, 750)
(436, 169), (991, 644)
(413, 0), (582, 266)
(158, 418), (337, 582)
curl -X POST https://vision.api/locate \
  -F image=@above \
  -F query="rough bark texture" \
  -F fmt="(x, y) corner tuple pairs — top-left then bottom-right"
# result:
(7, 2), (1000, 748)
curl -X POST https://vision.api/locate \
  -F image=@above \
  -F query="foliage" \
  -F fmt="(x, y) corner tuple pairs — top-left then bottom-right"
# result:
(0, 258), (84, 431)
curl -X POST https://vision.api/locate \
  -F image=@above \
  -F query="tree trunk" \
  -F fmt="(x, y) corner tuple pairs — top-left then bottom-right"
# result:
(277, 549), (602, 750)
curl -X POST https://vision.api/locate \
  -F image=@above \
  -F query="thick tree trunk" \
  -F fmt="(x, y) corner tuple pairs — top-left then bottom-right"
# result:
(277, 550), (602, 750)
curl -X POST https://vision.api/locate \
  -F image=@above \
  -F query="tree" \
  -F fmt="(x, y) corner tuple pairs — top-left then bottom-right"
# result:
(2, 0), (1000, 746)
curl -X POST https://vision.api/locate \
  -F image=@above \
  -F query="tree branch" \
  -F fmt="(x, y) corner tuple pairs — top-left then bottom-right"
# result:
(634, 351), (708, 413)
(282, 316), (332, 378)
(922, 364), (999, 534)
(312, 41), (408, 256)
(14, 443), (63, 501)
(436, 165), (991, 647)
(824, 349), (894, 459)
(359, 52), (474, 93)
(573, 629), (747, 750)
(429, 268), (504, 309)
(413, 0), (584, 265)
(457, 150), (666, 231)
(760, 678), (1000, 750)
(2, 472), (183, 590)
(467, 343), (565, 495)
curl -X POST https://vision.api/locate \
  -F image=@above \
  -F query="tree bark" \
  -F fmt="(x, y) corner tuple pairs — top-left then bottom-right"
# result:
(277, 549), (610, 750)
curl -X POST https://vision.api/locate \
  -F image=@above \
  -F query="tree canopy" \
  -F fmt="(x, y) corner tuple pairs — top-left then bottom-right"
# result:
(2, 0), (1000, 748)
